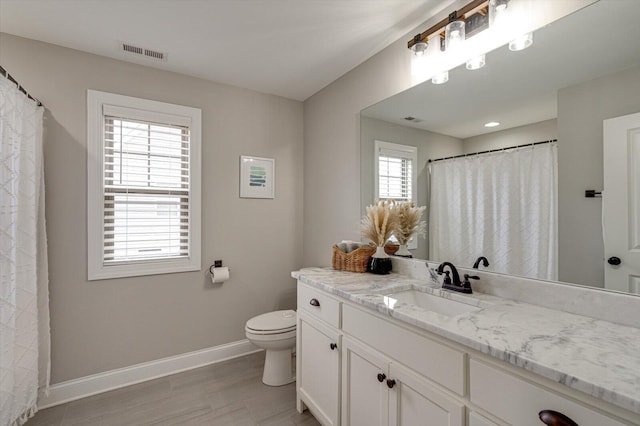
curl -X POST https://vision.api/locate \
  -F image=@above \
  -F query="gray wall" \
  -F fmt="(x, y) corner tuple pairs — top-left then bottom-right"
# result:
(360, 117), (462, 259)
(463, 119), (557, 153)
(302, 1), (593, 268)
(0, 33), (304, 383)
(557, 64), (640, 287)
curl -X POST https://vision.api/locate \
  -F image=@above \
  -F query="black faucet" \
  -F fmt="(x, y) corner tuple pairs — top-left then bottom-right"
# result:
(437, 262), (477, 294)
(473, 256), (490, 269)
(437, 262), (462, 286)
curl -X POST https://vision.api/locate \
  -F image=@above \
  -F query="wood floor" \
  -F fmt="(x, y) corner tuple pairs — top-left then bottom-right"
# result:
(27, 352), (320, 426)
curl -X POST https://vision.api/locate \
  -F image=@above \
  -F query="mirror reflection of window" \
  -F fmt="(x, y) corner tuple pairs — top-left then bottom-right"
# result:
(374, 140), (418, 248)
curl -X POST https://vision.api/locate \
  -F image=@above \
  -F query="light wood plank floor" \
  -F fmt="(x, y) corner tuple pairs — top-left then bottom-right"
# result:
(27, 352), (320, 426)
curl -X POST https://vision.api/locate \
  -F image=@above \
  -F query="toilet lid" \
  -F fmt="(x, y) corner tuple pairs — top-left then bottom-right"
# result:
(246, 309), (296, 332)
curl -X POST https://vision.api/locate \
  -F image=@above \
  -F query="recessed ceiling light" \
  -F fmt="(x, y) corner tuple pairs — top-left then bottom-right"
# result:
(484, 121), (500, 128)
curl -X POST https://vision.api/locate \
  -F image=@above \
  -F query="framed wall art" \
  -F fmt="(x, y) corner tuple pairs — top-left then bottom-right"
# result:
(240, 155), (275, 199)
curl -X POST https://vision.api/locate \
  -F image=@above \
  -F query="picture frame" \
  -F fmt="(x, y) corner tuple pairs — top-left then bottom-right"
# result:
(240, 155), (275, 199)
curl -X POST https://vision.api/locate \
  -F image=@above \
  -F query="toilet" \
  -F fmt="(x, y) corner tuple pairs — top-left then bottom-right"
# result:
(245, 309), (296, 386)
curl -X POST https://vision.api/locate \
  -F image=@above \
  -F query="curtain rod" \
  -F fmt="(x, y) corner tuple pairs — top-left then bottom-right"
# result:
(0, 65), (43, 107)
(428, 139), (557, 163)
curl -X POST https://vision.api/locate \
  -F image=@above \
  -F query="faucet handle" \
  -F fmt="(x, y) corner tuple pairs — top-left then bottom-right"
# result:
(442, 270), (452, 284)
(462, 274), (479, 290)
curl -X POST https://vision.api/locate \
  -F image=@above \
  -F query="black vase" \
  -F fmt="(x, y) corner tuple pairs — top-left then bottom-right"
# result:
(369, 247), (392, 274)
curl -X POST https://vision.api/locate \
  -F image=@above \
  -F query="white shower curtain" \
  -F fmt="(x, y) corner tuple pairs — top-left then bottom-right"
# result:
(0, 75), (50, 426)
(429, 143), (557, 280)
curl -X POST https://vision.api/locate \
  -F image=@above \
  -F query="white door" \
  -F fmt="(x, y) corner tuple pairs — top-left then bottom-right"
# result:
(604, 112), (640, 293)
(341, 337), (389, 426)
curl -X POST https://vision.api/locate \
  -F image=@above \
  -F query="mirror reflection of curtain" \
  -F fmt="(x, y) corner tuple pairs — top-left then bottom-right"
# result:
(0, 75), (50, 425)
(429, 143), (557, 280)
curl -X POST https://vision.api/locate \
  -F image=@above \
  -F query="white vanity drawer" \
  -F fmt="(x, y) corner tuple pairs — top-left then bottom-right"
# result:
(342, 304), (465, 395)
(469, 359), (627, 426)
(297, 282), (341, 328)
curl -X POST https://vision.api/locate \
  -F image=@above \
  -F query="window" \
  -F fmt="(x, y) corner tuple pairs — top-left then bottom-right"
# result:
(374, 140), (418, 248)
(87, 90), (201, 280)
(375, 140), (417, 203)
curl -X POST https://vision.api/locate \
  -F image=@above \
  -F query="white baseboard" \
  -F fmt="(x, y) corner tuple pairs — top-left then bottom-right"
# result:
(38, 339), (261, 409)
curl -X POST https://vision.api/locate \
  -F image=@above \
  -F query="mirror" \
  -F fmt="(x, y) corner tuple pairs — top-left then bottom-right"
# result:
(360, 0), (640, 294)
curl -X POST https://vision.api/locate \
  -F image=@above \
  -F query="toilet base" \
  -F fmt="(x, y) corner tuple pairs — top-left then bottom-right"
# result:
(262, 348), (295, 386)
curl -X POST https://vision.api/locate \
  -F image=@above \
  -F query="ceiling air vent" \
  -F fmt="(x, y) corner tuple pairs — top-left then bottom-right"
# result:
(120, 42), (168, 62)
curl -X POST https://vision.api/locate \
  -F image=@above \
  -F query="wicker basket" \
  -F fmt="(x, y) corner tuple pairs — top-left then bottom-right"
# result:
(332, 244), (376, 273)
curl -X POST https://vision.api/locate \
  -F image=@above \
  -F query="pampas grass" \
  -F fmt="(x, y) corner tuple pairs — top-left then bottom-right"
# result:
(394, 202), (426, 245)
(361, 200), (399, 247)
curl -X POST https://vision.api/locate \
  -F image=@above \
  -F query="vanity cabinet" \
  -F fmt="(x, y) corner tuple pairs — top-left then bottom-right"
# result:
(341, 336), (464, 426)
(296, 280), (640, 426)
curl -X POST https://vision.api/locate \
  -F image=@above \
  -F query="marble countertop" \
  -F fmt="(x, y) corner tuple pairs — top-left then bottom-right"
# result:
(292, 267), (640, 416)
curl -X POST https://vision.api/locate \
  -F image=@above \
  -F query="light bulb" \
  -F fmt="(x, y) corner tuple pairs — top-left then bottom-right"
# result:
(489, 0), (509, 28)
(432, 71), (449, 85)
(466, 54), (486, 70)
(445, 20), (466, 51)
(509, 32), (533, 51)
(411, 41), (428, 57)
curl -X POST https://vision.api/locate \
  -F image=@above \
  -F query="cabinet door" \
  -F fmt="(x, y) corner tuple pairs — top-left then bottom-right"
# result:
(342, 337), (389, 426)
(388, 362), (464, 426)
(298, 314), (340, 426)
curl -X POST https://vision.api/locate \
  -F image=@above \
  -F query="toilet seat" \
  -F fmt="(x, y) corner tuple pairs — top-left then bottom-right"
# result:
(245, 310), (296, 335)
(245, 328), (296, 342)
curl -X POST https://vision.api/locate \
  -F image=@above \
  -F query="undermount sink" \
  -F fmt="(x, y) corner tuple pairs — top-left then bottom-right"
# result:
(383, 290), (481, 317)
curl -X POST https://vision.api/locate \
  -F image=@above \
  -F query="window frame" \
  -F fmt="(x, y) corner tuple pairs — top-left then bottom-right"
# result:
(374, 140), (418, 249)
(87, 90), (201, 280)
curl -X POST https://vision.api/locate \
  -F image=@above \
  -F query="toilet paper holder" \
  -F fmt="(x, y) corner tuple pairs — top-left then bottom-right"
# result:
(208, 260), (231, 276)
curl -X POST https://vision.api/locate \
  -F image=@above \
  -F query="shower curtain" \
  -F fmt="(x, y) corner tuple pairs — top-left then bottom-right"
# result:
(429, 143), (557, 280)
(0, 75), (50, 426)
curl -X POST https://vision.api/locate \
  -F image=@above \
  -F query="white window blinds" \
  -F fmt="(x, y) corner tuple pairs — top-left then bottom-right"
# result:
(377, 144), (416, 202)
(102, 107), (191, 264)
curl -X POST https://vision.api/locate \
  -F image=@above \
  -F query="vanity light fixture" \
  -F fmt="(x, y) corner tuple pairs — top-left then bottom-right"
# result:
(407, 0), (488, 54)
(509, 32), (533, 51)
(484, 121), (500, 127)
(408, 0), (489, 83)
(408, 0), (535, 81)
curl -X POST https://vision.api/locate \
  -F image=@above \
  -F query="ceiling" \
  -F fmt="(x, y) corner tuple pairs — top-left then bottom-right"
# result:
(0, 0), (455, 101)
(362, 0), (640, 139)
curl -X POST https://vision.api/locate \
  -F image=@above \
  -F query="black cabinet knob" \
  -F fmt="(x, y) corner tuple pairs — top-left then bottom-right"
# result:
(377, 373), (386, 383)
(330, 343), (337, 350)
(309, 298), (320, 307)
(386, 379), (396, 389)
(539, 410), (579, 426)
(607, 256), (622, 266)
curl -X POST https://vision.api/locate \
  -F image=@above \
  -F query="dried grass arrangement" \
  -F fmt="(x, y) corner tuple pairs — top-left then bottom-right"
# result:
(361, 200), (399, 247)
(394, 202), (427, 245)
